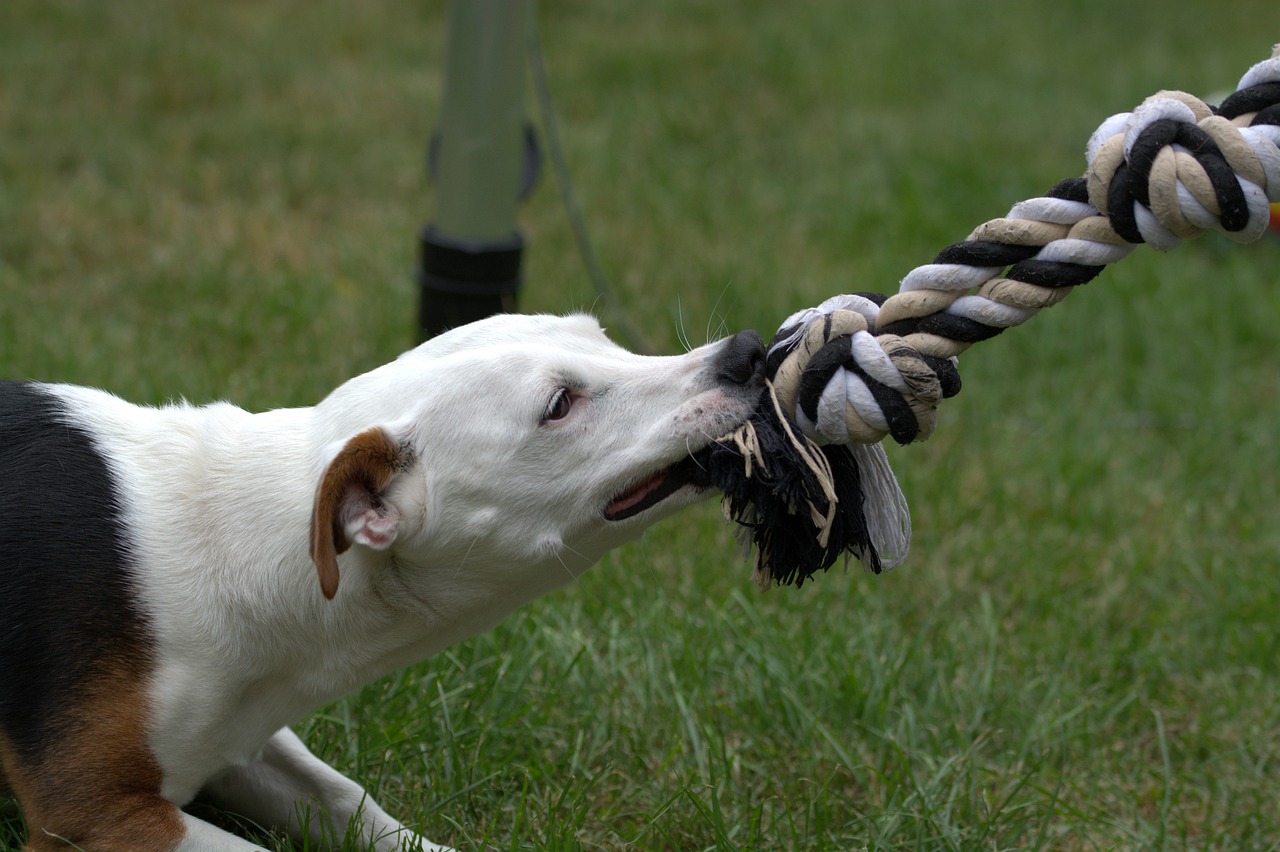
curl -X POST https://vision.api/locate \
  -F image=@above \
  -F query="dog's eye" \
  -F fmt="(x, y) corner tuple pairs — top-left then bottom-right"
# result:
(543, 388), (573, 422)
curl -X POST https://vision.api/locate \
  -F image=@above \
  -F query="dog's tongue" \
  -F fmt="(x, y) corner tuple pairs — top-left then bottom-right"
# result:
(605, 470), (670, 519)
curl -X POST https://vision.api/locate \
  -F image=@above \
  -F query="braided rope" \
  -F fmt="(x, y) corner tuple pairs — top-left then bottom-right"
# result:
(708, 46), (1280, 587)
(769, 47), (1280, 450)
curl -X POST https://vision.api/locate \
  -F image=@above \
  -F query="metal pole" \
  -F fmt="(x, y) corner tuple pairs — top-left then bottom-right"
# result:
(417, 0), (532, 339)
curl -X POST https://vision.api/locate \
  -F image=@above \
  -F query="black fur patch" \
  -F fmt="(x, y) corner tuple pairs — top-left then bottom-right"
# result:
(0, 382), (154, 764)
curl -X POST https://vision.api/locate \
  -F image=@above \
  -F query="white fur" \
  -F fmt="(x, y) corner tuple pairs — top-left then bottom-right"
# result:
(45, 313), (759, 851)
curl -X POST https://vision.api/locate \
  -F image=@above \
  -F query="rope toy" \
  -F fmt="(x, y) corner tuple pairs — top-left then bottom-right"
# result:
(694, 45), (1280, 588)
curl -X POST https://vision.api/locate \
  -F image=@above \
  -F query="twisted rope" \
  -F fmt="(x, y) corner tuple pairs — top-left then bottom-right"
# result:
(710, 46), (1280, 587)
(776, 48), (1280, 449)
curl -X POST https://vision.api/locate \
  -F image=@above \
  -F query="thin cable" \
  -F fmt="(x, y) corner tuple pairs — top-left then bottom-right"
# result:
(526, 14), (656, 354)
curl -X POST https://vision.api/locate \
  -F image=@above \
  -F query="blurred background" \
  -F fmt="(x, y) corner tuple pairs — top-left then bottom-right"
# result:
(2, 2), (1279, 849)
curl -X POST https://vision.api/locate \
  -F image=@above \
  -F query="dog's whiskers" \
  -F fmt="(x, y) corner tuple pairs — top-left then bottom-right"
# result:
(674, 296), (694, 353)
(703, 284), (735, 346)
(450, 534), (484, 581)
(550, 550), (579, 585)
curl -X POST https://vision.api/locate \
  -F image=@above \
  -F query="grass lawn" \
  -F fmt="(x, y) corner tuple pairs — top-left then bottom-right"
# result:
(3, 2), (1280, 849)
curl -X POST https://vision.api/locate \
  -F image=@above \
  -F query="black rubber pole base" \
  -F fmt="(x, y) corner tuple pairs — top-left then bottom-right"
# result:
(416, 226), (523, 340)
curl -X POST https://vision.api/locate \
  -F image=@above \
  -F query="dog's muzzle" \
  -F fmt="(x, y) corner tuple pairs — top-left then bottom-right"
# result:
(603, 331), (766, 522)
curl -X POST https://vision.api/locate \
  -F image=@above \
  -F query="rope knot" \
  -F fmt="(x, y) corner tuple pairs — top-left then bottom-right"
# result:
(1085, 53), (1280, 250)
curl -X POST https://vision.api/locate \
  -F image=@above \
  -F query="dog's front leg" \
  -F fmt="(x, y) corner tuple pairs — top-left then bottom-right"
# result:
(176, 811), (272, 850)
(199, 727), (451, 852)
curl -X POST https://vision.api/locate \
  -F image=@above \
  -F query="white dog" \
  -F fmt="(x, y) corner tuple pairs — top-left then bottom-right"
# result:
(0, 313), (765, 851)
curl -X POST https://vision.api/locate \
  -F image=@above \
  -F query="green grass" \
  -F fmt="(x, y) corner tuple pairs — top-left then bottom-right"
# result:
(3, 1), (1280, 849)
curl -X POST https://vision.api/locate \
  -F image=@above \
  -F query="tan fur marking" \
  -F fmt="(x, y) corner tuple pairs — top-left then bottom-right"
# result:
(0, 665), (184, 851)
(309, 426), (407, 600)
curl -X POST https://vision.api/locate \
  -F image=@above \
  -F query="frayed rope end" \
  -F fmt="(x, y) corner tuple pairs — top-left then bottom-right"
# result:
(692, 380), (911, 589)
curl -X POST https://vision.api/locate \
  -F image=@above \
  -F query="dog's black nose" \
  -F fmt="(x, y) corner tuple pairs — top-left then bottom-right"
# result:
(715, 330), (766, 387)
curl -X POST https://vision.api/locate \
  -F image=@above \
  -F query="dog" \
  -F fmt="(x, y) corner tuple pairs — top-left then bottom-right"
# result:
(0, 312), (766, 851)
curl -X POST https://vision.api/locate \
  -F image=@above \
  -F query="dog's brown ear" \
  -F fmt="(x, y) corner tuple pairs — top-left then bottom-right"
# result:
(310, 426), (414, 600)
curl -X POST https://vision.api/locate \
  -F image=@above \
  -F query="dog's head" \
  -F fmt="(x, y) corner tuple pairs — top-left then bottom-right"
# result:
(307, 314), (764, 609)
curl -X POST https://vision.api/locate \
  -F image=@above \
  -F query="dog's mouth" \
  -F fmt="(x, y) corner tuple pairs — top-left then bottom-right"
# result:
(603, 457), (708, 522)
(601, 387), (762, 523)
